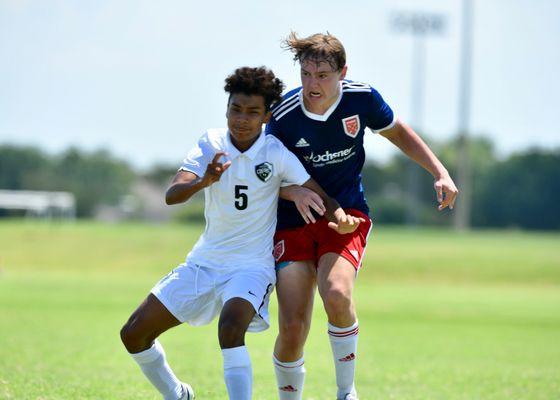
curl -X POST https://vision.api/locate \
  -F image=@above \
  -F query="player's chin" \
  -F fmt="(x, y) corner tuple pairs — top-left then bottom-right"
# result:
(234, 127), (257, 137)
(230, 132), (249, 142)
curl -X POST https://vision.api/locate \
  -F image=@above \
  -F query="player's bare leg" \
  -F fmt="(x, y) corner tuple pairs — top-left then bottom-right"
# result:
(120, 294), (192, 399)
(317, 253), (359, 400)
(218, 298), (256, 400)
(273, 261), (316, 399)
(121, 294), (181, 353)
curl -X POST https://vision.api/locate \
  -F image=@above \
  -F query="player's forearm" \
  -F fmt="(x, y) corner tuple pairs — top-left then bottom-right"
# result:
(302, 178), (343, 223)
(279, 185), (299, 201)
(165, 179), (207, 205)
(324, 197), (344, 224)
(384, 121), (450, 180)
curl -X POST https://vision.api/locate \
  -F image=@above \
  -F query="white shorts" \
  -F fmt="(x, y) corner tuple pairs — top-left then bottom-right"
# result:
(151, 261), (276, 332)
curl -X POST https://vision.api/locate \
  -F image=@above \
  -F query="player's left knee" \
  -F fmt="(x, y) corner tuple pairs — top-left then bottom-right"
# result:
(120, 321), (154, 353)
(323, 288), (353, 316)
(218, 301), (253, 348)
(218, 316), (247, 348)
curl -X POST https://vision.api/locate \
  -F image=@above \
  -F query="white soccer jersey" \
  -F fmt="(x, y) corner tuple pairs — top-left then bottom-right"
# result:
(179, 128), (310, 271)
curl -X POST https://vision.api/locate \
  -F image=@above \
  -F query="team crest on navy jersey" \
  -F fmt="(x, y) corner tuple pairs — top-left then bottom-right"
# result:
(255, 162), (273, 182)
(342, 115), (360, 138)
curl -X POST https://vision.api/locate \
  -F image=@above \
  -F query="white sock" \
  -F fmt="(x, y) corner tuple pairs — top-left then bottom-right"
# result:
(273, 355), (305, 400)
(129, 340), (183, 400)
(222, 346), (252, 400)
(328, 321), (359, 399)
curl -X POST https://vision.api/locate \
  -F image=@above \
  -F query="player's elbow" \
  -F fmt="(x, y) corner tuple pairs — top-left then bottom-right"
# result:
(165, 192), (175, 205)
(165, 187), (182, 205)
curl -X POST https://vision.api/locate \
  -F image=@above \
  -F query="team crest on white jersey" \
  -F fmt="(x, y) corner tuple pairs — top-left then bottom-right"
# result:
(255, 162), (273, 182)
(295, 138), (310, 147)
(342, 115), (360, 138)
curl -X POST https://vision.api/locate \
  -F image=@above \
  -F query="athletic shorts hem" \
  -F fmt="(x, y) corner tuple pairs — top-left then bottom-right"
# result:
(222, 291), (272, 333)
(150, 261), (274, 332)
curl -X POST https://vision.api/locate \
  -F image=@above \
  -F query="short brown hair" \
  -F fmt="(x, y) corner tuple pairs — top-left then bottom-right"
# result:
(224, 66), (285, 111)
(283, 32), (346, 72)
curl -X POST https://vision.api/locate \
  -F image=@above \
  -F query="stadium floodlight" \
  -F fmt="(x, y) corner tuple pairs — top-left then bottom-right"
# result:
(389, 11), (447, 226)
(390, 11), (447, 36)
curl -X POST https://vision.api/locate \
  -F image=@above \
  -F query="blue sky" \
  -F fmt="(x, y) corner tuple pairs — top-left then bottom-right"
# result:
(1, 0), (559, 170)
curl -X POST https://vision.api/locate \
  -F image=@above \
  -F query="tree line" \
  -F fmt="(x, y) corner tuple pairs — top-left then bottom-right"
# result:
(1, 139), (558, 230)
(0, 146), (134, 217)
(361, 136), (560, 230)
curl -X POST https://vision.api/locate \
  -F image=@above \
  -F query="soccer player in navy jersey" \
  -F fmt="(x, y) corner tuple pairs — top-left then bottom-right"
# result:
(266, 32), (459, 400)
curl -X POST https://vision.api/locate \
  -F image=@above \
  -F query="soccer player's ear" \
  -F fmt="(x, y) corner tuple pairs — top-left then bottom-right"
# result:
(340, 65), (348, 80)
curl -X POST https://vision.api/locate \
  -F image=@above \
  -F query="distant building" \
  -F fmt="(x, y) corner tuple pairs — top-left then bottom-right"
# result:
(94, 179), (178, 222)
(0, 190), (76, 219)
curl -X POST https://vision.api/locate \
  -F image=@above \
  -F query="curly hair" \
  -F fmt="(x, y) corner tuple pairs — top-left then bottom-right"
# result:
(282, 31), (346, 72)
(224, 66), (285, 111)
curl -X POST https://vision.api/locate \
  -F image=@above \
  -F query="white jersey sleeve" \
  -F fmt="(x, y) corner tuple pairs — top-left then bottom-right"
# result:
(179, 132), (215, 177)
(279, 145), (310, 187)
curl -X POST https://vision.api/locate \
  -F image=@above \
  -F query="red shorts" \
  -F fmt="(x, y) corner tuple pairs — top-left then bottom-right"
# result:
(273, 209), (372, 270)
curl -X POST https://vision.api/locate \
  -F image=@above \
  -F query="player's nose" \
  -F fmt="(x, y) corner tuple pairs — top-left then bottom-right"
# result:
(235, 113), (249, 123)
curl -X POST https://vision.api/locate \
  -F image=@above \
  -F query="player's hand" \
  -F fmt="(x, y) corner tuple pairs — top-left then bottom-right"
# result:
(289, 186), (326, 224)
(328, 209), (366, 234)
(434, 174), (459, 211)
(201, 152), (231, 187)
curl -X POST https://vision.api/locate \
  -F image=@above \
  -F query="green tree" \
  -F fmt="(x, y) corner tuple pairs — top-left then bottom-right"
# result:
(0, 145), (135, 218)
(49, 148), (135, 217)
(361, 135), (498, 225)
(474, 149), (560, 229)
(0, 145), (51, 189)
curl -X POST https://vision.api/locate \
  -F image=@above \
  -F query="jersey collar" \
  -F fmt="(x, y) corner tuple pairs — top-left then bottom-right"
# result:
(299, 81), (343, 122)
(226, 130), (266, 160)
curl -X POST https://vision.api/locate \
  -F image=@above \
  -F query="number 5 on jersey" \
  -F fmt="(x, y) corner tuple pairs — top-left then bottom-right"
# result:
(235, 185), (248, 210)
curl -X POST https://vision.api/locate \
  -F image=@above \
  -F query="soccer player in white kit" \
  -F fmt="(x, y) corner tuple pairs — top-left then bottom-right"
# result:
(119, 66), (364, 400)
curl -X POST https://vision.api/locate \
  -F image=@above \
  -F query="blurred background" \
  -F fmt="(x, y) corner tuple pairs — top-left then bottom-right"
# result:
(1, 0), (559, 229)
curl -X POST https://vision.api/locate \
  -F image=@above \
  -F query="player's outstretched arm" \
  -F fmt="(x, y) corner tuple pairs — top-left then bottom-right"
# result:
(379, 119), (459, 210)
(301, 179), (365, 234)
(166, 152), (231, 205)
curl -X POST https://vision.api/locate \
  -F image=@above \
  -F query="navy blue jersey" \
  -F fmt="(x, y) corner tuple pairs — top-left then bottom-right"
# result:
(266, 80), (395, 230)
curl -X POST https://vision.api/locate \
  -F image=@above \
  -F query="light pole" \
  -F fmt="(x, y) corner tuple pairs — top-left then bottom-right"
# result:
(390, 11), (446, 225)
(454, 0), (474, 230)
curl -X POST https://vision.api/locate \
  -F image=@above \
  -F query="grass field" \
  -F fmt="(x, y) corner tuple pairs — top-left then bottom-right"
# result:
(1, 220), (559, 399)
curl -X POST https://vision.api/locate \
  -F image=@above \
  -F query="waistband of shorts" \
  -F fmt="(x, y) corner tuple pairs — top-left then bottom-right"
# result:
(276, 208), (370, 233)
